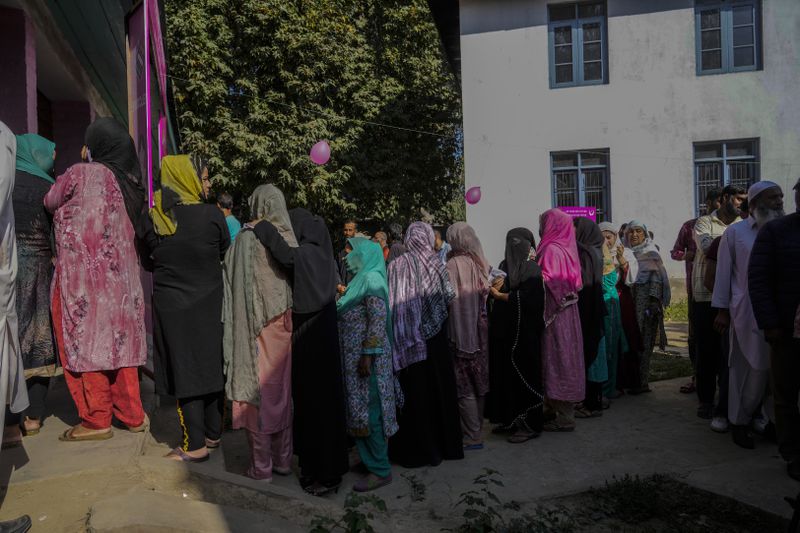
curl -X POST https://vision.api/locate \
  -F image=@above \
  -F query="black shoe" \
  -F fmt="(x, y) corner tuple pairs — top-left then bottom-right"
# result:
(0, 515), (31, 533)
(731, 425), (755, 449)
(788, 460), (800, 482)
(696, 404), (713, 420)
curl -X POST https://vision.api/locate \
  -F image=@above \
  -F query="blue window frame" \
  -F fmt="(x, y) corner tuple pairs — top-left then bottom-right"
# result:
(551, 149), (611, 222)
(693, 139), (760, 215)
(695, 0), (761, 75)
(548, 2), (608, 88)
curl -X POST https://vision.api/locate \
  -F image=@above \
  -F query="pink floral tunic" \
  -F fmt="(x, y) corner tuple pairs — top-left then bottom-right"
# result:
(44, 163), (146, 372)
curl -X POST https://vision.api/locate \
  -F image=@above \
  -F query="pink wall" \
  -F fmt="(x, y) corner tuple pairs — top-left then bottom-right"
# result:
(52, 101), (91, 176)
(0, 7), (37, 135)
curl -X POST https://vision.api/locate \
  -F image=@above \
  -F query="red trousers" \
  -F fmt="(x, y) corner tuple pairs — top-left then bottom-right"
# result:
(53, 277), (145, 430)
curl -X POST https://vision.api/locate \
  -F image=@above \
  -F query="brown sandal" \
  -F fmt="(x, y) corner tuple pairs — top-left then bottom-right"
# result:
(507, 430), (540, 443)
(59, 427), (113, 442)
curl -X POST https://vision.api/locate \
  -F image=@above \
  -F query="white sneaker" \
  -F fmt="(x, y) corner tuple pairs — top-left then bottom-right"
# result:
(710, 416), (729, 433)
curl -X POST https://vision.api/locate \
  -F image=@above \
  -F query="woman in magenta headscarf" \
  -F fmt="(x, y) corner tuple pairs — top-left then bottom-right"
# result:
(537, 209), (585, 432)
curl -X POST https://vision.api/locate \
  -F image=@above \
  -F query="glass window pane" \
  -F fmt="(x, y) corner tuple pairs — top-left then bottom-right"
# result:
(700, 9), (721, 30)
(583, 61), (602, 81)
(552, 152), (578, 168)
(725, 141), (755, 157)
(583, 42), (601, 61)
(701, 30), (721, 50)
(580, 151), (607, 167)
(554, 26), (572, 45)
(733, 46), (754, 67)
(733, 26), (754, 46)
(728, 161), (759, 190)
(694, 143), (723, 160)
(733, 6), (753, 26)
(701, 50), (722, 70)
(583, 23), (601, 42)
(549, 4), (576, 22)
(555, 45), (573, 64)
(556, 64), (574, 83)
(578, 3), (604, 19)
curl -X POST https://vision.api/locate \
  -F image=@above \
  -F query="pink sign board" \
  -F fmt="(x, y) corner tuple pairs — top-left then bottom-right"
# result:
(559, 206), (597, 222)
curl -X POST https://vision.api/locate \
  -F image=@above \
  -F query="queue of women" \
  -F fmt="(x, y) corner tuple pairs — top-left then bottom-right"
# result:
(1, 117), (671, 496)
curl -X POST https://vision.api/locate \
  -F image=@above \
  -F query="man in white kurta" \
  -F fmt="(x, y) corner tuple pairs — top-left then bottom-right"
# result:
(712, 181), (783, 449)
(0, 121), (29, 439)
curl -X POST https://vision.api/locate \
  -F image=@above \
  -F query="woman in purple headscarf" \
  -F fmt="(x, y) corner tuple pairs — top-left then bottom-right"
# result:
(387, 222), (463, 467)
(537, 209), (585, 432)
(445, 222), (491, 450)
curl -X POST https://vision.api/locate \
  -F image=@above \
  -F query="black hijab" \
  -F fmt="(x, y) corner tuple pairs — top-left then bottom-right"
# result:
(573, 217), (604, 289)
(289, 208), (339, 314)
(85, 117), (146, 229)
(504, 227), (539, 290)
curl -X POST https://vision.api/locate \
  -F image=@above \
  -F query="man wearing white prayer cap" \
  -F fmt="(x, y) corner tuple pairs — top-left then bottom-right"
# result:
(749, 177), (800, 480)
(712, 181), (782, 449)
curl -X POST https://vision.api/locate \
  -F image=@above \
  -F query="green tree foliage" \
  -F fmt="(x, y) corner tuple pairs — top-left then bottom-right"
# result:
(166, 0), (463, 226)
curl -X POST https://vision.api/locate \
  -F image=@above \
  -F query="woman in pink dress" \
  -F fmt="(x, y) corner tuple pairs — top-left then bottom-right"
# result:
(45, 118), (147, 441)
(537, 209), (585, 432)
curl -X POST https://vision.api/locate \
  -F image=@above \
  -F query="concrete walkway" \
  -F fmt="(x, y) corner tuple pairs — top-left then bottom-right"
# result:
(1, 323), (796, 531)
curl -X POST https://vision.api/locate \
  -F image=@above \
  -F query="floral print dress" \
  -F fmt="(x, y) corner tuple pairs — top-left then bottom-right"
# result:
(338, 296), (398, 438)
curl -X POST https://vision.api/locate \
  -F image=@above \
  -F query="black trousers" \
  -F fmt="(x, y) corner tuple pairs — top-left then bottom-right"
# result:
(178, 392), (223, 452)
(687, 296), (697, 368)
(771, 337), (800, 462)
(5, 376), (51, 426)
(693, 301), (727, 416)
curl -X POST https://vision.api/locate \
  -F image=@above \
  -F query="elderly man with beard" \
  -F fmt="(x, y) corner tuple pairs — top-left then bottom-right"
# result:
(712, 182), (783, 450)
(749, 178), (800, 480)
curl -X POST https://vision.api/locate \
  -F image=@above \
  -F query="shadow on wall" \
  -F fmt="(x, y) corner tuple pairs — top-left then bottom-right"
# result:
(460, 0), (693, 35)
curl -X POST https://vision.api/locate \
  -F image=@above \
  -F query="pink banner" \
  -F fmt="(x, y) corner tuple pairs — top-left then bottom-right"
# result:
(158, 114), (167, 161)
(559, 206), (597, 222)
(127, 4), (149, 203)
(148, 0), (168, 110)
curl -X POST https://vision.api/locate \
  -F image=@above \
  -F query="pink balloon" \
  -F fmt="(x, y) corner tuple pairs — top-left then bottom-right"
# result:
(465, 186), (481, 205)
(310, 140), (331, 165)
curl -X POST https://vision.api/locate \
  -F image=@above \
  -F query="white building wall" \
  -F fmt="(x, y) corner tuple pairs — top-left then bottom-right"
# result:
(459, 0), (800, 282)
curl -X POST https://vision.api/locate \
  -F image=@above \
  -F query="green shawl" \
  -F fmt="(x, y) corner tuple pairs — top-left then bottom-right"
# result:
(222, 185), (297, 404)
(15, 134), (55, 184)
(336, 237), (393, 341)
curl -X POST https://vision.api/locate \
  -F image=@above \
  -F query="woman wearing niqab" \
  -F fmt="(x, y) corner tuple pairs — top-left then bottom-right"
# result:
(486, 228), (546, 442)
(253, 207), (349, 496)
(445, 222), (491, 449)
(45, 117), (147, 441)
(223, 184), (295, 481)
(387, 222), (463, 467)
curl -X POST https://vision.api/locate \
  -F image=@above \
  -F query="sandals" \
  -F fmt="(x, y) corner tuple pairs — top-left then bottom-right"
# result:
(305, 480), (341, 497)
(463, 443), (484, 451)
(507, 430), (540, 444)
(59, 427), (113, 442)
(205, 437), (221, 449)
(164, 447), (210, 463)
(127, 415), (150, 433)
(574, 406), (603, 419)
(21, 417), (41, 436)
(679, 382), (696, 394)
(542, 421), (575, 432)
(353, 473), (392, 493)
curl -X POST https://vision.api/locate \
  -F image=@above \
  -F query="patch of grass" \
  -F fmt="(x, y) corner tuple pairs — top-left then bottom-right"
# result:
(664, 299), (689, 322)
(309, 492), (387, 533)
(649, 352), (694, 382)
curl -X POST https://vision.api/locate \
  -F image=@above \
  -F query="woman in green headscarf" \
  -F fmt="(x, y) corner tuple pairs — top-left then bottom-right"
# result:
(223, 184), (296, 481)
(6, 134), (57, 439)
(143, 154), (230, 462)
(336, 237), (398, 492)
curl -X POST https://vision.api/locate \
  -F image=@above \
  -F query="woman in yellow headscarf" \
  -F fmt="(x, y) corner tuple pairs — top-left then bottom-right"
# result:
(144, 154), (231, 462)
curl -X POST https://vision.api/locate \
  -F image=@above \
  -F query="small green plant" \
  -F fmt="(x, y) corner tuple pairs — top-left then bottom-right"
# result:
(309, 492), (387, 533)
(401, 472), (427, 503)
(664, 299), (689, 322)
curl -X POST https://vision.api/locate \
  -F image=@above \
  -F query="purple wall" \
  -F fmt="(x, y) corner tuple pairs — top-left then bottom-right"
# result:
(51, 101), (90, 176)
(0, 7), (36, 135)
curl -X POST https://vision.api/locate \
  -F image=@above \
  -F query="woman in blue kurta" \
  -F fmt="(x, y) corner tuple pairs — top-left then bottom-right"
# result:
(336, 237), (399, 492)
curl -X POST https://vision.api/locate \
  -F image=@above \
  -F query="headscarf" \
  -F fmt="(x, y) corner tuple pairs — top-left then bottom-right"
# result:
(573, 217), (605, 289)
(626, 220), (671, 306)
(150, 155), (204, 236)
(15, 134), (55, 184)
(504, 228), (538, 290)
(446, 222), (489, 355)
(289, 208), (339, 313)
(388, 222), (454, 372)
(85, 118), (145, 228)
(602, 243), (615, 276)
(337, 237), (392, 339)
(536, 208), (583, 296)
(223, 184), (297, 405)
(598, 221), (617, 235)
